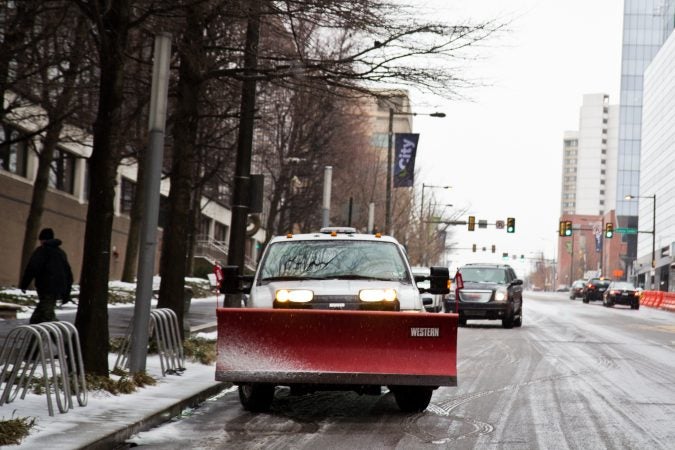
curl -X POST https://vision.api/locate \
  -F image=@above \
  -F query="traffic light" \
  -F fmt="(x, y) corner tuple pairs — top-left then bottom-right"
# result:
(564, 220), (573, 236)
(506, 217), (515, 233)
(491, 244), (496, 253)
(559, 221), (566, 237)
(472, 243), (477, 252)
(468, 216), (476, 231)
(605, 222), (614, 238)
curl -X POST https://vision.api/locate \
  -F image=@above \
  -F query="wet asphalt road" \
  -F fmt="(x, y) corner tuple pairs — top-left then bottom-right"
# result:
(128, 292), (675, 449)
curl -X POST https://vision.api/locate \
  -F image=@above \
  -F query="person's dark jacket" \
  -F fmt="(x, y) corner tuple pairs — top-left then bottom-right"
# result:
(20, 239), (74, 300)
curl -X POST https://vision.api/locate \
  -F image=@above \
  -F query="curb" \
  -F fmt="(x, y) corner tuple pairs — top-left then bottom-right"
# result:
(85, 382), (232, 450)
(190, 321), (218, 334)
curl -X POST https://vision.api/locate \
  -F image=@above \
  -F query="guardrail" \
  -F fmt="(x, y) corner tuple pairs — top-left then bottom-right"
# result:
(0, 322), (87, 416)
(114, 308), (185, 376)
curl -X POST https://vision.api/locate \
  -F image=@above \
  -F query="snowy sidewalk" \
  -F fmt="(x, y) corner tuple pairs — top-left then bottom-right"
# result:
(9, 354), (227, 449)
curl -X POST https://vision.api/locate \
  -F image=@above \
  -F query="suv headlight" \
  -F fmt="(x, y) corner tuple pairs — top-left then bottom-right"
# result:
(494, 286), (508, 302)
(275, 289), (314, 303)
(359, 289), (397, 302)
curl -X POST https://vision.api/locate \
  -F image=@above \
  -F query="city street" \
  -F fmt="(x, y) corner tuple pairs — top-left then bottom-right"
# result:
(127, 292), (675, 449)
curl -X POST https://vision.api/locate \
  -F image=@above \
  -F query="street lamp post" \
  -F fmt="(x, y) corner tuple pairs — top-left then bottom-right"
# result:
(420, 183), (451, 220)
(625, 194), (657, 281)
(385, 109), (445, 235)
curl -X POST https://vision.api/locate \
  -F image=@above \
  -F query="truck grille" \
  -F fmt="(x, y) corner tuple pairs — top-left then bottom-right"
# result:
(458, 290), (493, 303)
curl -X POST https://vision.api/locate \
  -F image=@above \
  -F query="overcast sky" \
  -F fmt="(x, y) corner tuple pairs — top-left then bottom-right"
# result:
(404, 0), (623, 275)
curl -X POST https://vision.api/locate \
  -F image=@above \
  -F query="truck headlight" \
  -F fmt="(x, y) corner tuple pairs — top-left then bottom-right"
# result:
(275, 289), (314, 303)
(359, 289), (397, 302)
(494, 287), (508, 302)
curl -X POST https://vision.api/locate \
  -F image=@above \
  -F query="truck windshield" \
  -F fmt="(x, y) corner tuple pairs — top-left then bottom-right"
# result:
(259, 240), (410, 282)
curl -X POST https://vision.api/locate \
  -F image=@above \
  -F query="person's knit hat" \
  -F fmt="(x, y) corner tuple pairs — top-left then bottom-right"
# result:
(39, 228), (54, 241)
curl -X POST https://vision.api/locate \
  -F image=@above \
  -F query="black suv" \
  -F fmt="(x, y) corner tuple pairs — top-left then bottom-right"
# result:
(582, 277), (611, 303)
(456, 263), (523, 328)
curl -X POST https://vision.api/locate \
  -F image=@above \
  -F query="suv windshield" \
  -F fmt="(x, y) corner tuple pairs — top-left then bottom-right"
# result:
(460, 267), (507, 284)
(259, 240), (410, 282)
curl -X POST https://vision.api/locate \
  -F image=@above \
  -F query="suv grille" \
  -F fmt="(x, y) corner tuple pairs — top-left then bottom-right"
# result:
(459, 289), (493, 303)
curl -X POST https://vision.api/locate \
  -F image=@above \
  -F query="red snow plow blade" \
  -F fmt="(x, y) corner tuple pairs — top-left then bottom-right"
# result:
(215, 308), (457, 387)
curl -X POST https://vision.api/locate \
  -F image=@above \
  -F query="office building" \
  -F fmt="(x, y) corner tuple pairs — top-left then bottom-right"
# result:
(615, 0), (675, 279)
(638, 29), (675, 291)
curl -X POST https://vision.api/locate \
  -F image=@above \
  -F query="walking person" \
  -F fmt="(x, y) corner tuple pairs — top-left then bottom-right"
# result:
(20, 228), (74, 324)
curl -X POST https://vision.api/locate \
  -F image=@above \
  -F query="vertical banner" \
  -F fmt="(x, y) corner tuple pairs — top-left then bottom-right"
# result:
(593, 223), (602, 253)
(393, 133), (419, 188)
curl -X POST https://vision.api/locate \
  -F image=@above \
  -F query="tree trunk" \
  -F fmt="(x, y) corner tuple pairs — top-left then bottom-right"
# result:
(75, 0), (130, 376)
(158, 8), (202, 336)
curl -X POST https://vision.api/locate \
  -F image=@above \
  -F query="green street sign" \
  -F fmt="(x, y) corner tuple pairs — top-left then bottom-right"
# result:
(615, 227), (637, 234)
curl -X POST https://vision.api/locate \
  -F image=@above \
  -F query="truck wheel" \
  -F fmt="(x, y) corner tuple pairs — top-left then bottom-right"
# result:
(391, 386), (433, 413)
(582, 296), (589, 304)
(238, 383), (274, 412)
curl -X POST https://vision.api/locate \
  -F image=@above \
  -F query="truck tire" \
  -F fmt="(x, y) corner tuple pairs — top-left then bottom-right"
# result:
(390, 386), (433, 413)
(238, 383), (274, 412)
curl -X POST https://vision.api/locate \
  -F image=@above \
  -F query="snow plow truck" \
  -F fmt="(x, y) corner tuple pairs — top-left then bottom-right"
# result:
(216, 227), (458, 412)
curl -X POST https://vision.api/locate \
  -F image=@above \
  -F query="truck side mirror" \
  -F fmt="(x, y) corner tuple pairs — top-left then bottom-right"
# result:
(428, 266), (450, 295)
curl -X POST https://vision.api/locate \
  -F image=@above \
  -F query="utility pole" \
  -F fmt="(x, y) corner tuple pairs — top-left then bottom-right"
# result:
(130, 33), (171, 373)
(225, 0), (260, 307)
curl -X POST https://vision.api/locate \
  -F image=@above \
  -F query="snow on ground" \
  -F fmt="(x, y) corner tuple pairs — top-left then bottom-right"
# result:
(6, 353), (221, 449)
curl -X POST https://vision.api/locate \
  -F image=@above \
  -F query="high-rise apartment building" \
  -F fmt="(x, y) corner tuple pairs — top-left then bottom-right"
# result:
(560, 131), (578, 215)
(560, 94), (619, 216)
(615, 0), (675, 277)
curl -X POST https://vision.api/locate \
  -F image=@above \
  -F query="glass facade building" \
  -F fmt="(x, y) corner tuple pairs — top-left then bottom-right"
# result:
(616, 0), (675, 274)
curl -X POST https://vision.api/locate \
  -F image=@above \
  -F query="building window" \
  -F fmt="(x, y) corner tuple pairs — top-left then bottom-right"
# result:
(600, 180), (605, 185)
(120, 177), (135, 214)
(49, 148), (76, 194)
(199, 214), (211, 238)
(214, 222), (228, 242)
(600, 169), (605, 175)
(371, 133), (388, 149)
(0, 125), (28, 177)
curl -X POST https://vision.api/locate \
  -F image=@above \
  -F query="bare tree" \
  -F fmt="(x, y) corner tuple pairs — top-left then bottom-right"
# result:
(73, 0), (135, 376)
(19, 7), (91, 278)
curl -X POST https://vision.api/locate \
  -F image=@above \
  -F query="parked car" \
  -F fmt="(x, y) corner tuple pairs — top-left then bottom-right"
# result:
(603, 281), (640, 309)
(569, 279), (586, 300)
(456, 263), (523, 328)
(412, 266), (443, 312)
(582, 277), (611, 303)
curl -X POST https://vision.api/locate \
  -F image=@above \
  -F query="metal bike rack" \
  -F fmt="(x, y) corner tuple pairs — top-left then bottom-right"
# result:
(114, 308), (185, 376)
(0, 322), (87, 416)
